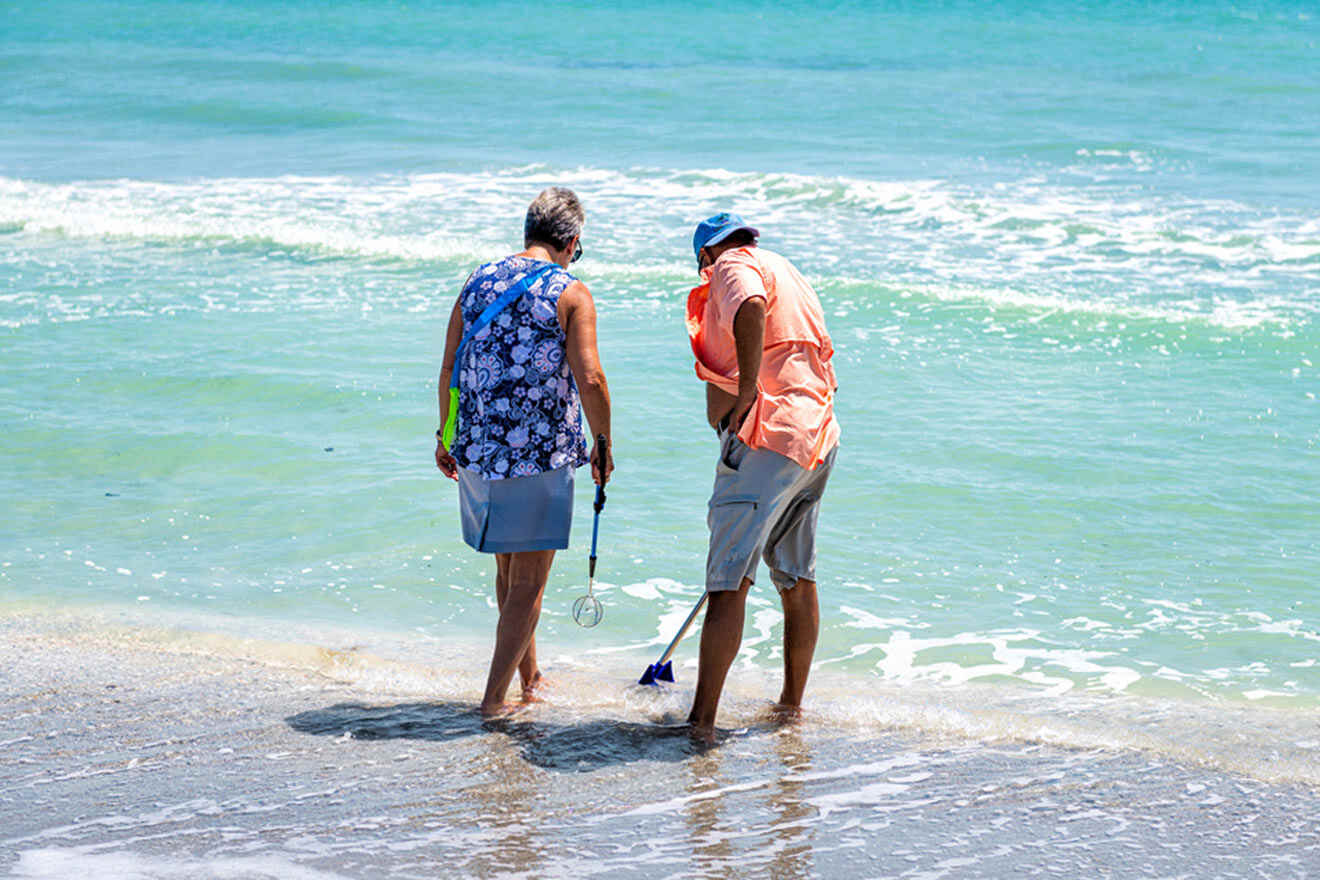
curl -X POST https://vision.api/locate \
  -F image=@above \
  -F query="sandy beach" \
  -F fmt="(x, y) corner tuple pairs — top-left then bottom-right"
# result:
(3, 610), (1317, 879)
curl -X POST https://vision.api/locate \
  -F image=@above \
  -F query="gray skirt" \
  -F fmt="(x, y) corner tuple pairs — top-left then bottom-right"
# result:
(457, 465), (574, 553)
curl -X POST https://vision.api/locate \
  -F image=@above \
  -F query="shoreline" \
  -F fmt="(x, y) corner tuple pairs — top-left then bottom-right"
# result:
(3, 601), (1319, 782)
(3, 609), (1319, 878)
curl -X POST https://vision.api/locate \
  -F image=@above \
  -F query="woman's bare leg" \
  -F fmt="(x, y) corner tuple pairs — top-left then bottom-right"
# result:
(494, 554), (540, 695)
(481, 549), (555, 716)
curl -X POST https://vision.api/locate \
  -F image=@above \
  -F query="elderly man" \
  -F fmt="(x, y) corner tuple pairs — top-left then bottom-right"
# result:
(684, 212), (840, 738)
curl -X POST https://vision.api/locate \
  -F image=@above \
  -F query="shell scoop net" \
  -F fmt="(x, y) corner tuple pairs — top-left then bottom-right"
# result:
(573, 438), (608, 628)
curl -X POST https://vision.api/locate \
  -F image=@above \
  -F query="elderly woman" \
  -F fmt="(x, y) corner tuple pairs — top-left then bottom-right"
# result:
(435, 187), (612, 717)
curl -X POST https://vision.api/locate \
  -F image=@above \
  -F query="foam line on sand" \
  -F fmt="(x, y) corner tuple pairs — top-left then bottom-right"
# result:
(2, 612), (1318, 878)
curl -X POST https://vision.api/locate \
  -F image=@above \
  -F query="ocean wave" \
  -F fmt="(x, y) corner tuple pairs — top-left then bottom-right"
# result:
(845, 279), (1304, 330)
(1, 167), (1316, 330)
(0, 176), (489, 263)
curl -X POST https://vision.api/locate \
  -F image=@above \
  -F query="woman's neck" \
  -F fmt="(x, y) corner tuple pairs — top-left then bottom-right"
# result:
(520, 242), (567, 268)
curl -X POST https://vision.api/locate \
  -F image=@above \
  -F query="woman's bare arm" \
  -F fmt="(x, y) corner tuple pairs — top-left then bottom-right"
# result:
(434, 297), (463, 479)
(558, 281), (613, 484)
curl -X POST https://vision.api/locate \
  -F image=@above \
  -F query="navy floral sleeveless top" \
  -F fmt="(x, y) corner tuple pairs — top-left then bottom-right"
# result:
(451, 255), (589, 480)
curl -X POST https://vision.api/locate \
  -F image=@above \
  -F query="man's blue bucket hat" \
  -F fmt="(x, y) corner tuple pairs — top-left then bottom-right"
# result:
(692, 212), (760, 267)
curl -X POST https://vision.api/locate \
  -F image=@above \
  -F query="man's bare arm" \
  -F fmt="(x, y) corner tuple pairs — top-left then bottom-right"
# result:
(728, 296), (766, 429)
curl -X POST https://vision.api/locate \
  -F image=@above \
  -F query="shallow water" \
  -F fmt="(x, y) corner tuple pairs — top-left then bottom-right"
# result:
(3, 164), (1316, 711)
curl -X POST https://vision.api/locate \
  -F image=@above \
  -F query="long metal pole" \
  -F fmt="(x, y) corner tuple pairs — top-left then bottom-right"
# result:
(653, 592), (708, 667)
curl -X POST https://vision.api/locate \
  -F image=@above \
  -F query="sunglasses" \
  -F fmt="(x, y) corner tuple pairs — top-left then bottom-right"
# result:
(572, 240), (583, 263)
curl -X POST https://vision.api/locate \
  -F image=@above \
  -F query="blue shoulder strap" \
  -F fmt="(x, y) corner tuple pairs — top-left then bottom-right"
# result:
(450, 263), (558, 390)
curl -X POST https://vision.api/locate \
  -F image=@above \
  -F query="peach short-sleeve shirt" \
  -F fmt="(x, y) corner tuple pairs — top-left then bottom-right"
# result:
(686, 246), (840, 470)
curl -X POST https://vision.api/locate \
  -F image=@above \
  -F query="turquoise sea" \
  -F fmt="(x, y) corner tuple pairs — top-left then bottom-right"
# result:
(2, 2), (1318, 876)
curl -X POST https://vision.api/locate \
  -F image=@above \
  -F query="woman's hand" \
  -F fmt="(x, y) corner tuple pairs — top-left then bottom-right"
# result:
(435, 439), (458, 480)
(590, 437), (613, 486)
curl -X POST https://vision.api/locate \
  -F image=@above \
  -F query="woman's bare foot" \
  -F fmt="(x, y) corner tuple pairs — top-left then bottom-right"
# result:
(520, 670), (547, 703)
(767, 702), (803, 725)
(479, 700), (526, 720)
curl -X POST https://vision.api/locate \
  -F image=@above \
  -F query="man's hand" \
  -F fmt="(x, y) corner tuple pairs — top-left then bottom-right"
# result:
(435, 440), (458, 480)
(707, 383), (737, 431)
(730, 390), (757, 432)
(590, 438), (614, 486)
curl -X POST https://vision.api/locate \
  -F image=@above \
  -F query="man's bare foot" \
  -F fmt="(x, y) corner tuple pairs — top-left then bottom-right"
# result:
(520, 670), (547, 703)
(685, 721), (718, 746)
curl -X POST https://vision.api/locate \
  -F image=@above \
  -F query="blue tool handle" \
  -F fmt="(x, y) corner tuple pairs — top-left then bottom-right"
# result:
(589, 501), (602, 559)
(589, 434), (607, 577)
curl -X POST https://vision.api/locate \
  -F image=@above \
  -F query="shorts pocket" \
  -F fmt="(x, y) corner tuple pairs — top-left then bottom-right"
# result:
(717, 430), (749, 474)
(707, 492), (762, 574)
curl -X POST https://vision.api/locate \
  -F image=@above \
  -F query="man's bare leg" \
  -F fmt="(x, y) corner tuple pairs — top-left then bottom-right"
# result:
(775, 577), (819, 717)
(495, 554), (541, 698)
(481, 549), (555, 717)
(687, 577), (752, 736)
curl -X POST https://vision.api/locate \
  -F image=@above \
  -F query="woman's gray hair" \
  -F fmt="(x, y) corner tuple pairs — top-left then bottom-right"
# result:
(523, 187), (585, 251)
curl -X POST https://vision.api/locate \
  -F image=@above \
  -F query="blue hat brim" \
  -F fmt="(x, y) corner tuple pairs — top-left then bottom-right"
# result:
(703, 223), (759, 250)
(694, 220), (760, 267)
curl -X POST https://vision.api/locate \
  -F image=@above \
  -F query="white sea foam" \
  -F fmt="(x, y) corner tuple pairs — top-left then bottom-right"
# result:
(4, 603), (1316, 786)
(10, 848), (355, 879)
(873, 278), (1301, 329)
(1, 167), (1316, 330)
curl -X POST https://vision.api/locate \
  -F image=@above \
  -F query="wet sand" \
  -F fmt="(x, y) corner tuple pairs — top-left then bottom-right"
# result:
(2, 613), (1318, 879)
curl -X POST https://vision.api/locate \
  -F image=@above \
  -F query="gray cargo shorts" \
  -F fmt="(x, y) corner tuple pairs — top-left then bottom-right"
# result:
(706, 428), (838, 592)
